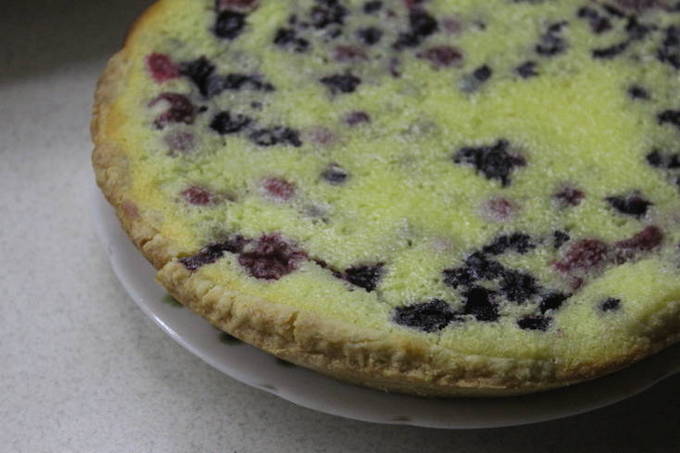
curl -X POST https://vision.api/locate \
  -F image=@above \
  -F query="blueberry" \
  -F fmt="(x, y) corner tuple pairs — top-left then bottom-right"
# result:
(499, 270), (539, 303)
(517, 315), (551, 331)
(462, 286), (499, 322)
(309, 0), (348, 29)
(321, 163), (349, 184)
(539, 292), (569, 313)
(273, 28), (310, 53)
(536, 22), (569, 57)
(210, 111), (253, 134)
(180, 57), (218, 97)
(442, 267), (476, 289)
(221, 73), (274, 92)
(249, 127), (303, 147)
(319, 73), (362, 94)
(628, 85), (650, 100)
(658, 109), (680, 130)
(658, 26), (680, 69)
(357, 26), (383, 45)
(344, 111), (371, 126)
(553, 230), (571, 250)
(343, 263), (384, 292)
(577, 6), (612, 34)
(592, 41), (630, 59)
(180, 235), (249, 271)
(238, 234), (307, 280)
(600, 297), (621, 312)
(214, 10), (247, 40)
(482, 233), (535, 255)
(363, 0), (382, 14)
(465, 252), (505, 280)
(606, 193), (653, 218)
(393, 8), (438, 49)
(393, 299), (459, 333)
(516, 61), (538, 78)
(453, 139), (526, 187)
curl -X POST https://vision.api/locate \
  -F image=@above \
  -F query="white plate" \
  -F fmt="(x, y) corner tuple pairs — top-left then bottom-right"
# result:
(92, 187), (680, 429)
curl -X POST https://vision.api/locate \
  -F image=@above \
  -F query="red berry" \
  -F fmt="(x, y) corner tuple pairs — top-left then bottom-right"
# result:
(181, 186), (215, 206)
(238, 234), (307, 280)
(417, 46), (463, 68)
(263, 177), (296, 200)
(554, 186), (585, 207)
(149, 93), (196, 128)
(146, 53), (180, 83)
(615, 225), (664, 262)
(554, 239), (609, 273)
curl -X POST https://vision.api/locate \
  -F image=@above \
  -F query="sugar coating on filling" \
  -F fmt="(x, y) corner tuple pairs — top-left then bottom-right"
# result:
(109, 0), (680, 366)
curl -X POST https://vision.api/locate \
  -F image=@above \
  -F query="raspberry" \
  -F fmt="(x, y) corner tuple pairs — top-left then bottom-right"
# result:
(181, 186), (216, 206)
(146, 53), (180, 83)
(238, 234), (307, 280)
(344, 111), (371, 126)
(554, 186), (585, 207)
(149, 93), (196, 128)
(554, 239), (609, 273)
(263, 177), (296, 200)
(615, 225), (664, 263)
(418, 45), (463, 68)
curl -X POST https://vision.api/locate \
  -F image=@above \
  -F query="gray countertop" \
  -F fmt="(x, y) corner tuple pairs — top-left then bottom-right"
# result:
(1, 1), (678, 451)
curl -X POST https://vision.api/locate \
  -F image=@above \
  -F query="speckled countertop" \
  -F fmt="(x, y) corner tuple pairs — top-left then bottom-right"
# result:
(1, 1), (679, 452)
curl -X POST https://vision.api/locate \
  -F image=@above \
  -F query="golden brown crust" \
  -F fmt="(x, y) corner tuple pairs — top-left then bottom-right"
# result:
(92, 1), (680, 397)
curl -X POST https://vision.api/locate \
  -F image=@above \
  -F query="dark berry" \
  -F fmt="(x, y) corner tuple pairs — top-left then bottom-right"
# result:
(600, 297), (621, 312)
(516, 61), (538, 78)
(357, 27), (383, 45)
(146, 53), (180, 83)
(442, 267), (476, 289)
(345, 111), (371, 126)
(628, 85), (650, 100)
(418, 46), (463, 68)
(554, 239), (609, 273)
(393, 299), (459, 333)
(499, 270), (539, 303)
(658, 109), (680, 130)
(462, 286), (499, 322)
(321, 163), (349, 184)
(517, 315), (551, 331)
(606, 193), (653, 218)
(363, 1), (382, 13)
(465, 252), (505, 280)
(554, 186), (585, 207)
(249, 127), (303, 147)
(262, 177), (296, 200)
(214, 10), (247, 40)
(308, 0), (348, 29)
(539, 292), (569, 313)
(215, 0), (258, 12)
(165, 131), (195, 154)
(615, 225), (664, 263)
(343, 263), (384, 292)
(615, 0), (659, 11)
(149, 93), (196, 128)
(332, 45), (367, 62)
(536, 22), (568, 57)
(180, 57), (218, 97)
(577, 7), (612, 34)
(646, 149), (665, 167)
(320, 73), (362, 94)
(393, 8), (439, 49)
(210, 111), (252, 134)
(473, 65), (492, 82)
(625, 17), (652, 41)
(181, 186), (216, 206)
(592, 41), (630, 59)
(658, 26), (680, 69)
(482, 233), (535, 255)
(453, 139), (526, 187)
(238, 234), (307, 280)
(553, 230), (571, 250)
(273, 28), (310, 52)
(180, 236), (249, 271)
